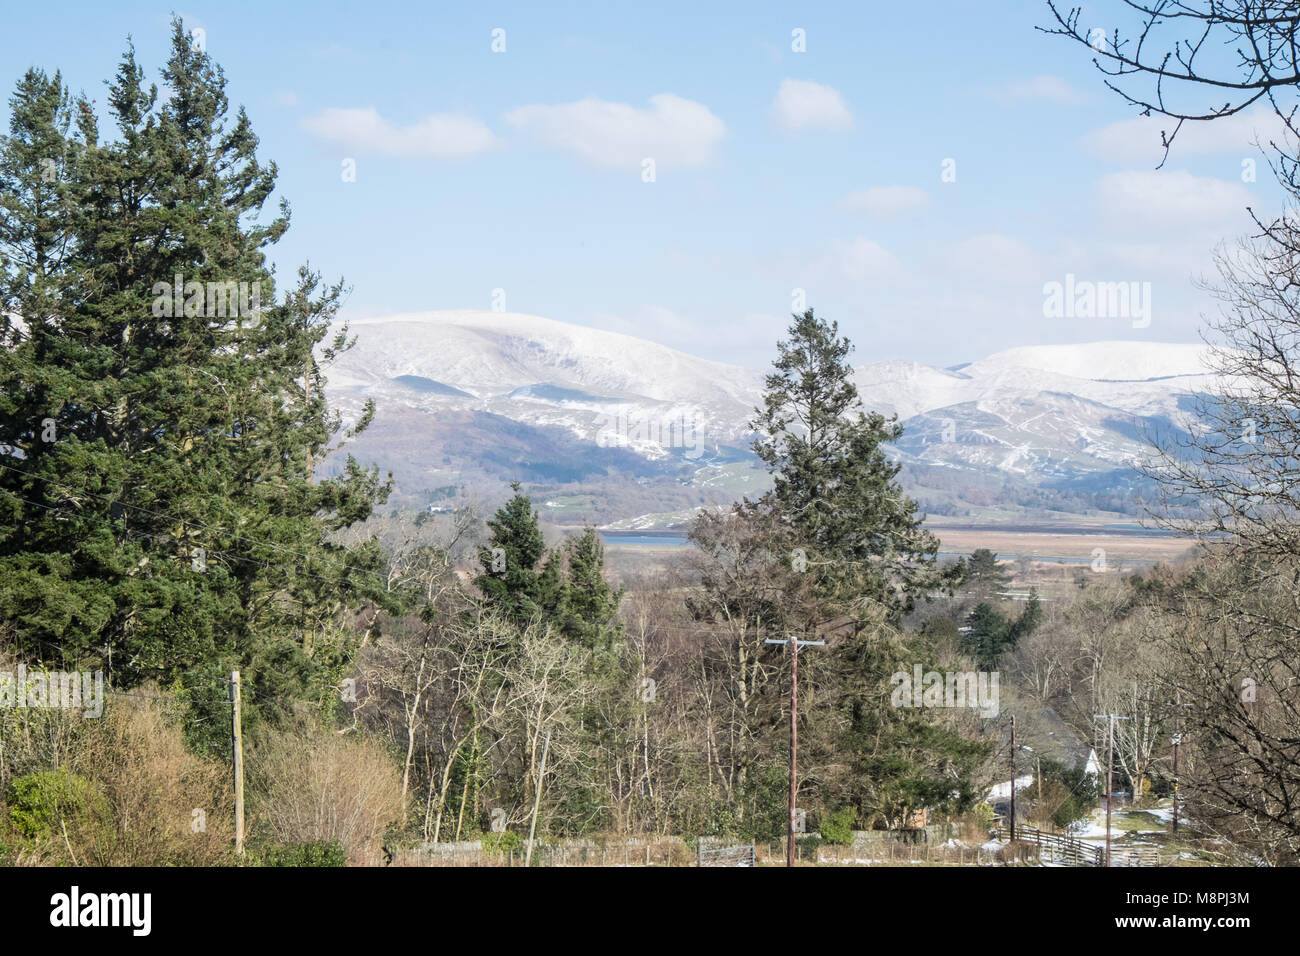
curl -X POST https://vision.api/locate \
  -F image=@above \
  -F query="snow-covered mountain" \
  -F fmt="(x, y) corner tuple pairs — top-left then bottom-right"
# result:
(321, 310), (1220, 510)
(854, 341), (1217, 482)
(327, 311), (761, 461)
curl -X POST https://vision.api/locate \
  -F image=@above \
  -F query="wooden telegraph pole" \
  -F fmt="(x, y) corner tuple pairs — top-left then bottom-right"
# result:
(231, 670), (245, 856)
(1170, 695), (1191, 838)
(1093, 713), (1130, 867)
(766, 635), (825, 867)
(1009, 715), (1018, 842)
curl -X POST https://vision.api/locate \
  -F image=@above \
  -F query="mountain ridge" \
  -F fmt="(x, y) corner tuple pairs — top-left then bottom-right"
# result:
(320, 310), (1220, 522)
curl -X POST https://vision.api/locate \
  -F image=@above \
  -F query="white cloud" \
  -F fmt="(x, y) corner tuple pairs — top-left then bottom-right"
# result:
(1083, 107), (1294, 163)
(272, 89), (299, 108)
(772, 79), (853, 133)
(504, 94), (726, 170)
(839, 186), (930, 219)
(996, 75), (1090, 105)
(301, 107), (499, 159)
(829, 237), (899, 279)
(946, 233), (1046, 285)
(1096, 169), (1251, 229)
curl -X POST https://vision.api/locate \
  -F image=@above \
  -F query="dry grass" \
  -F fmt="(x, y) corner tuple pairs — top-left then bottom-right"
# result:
(250, 728), (405, 864)
(0, 686), (235, 866)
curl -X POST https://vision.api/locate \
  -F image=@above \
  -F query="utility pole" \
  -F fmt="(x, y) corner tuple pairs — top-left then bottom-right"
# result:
(1094, 713), (1130, 867)
(1035, 751), (1042, 818)
(1009, 714), (1017, 842)
(231, 670), (245, 857)
(766, 635), (825, 867)
(1170, 695), (1191, 838)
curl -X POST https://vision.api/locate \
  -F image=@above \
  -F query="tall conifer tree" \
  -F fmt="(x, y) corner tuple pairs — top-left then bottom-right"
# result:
(0, 22), (392, 737)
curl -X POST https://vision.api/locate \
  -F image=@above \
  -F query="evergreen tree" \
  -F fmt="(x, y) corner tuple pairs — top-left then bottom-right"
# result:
(1004, 589), (1042, 651)
(558, 528), (624, 651)
(963, 603), (1009, 666)
(962, 592), (1041, 666)
(0, 68), (79, 335)
(963, 548), (1011, 596)
(0, 21), (393, 744)
(751, 309), (944, 619)
(474, 482), (566, 628)
(474, 491), (623, 649)
(738, 308), (986, 828)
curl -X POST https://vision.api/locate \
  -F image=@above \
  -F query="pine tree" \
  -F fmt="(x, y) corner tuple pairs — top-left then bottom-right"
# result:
(964, 548), (1011, 596)
(0, 21), (392, 743)
(558, 528), (623, 651)
(744, 308), (986, 827)
(963, 603), (1009, 666)
(475, 483), (565, 628)
(962, 592), (1041, 666)
(751, 309), (943, 620)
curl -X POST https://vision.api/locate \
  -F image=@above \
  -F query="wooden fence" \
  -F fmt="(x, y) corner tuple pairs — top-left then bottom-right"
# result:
(383, 840), (687, 867)
(994, 825), (1103, 866)
(698, 844), (756, 867)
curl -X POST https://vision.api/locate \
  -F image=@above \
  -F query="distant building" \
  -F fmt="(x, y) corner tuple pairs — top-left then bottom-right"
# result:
(1082, 747), (1102, 778)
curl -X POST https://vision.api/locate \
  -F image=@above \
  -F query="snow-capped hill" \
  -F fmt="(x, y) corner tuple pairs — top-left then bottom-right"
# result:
(319, 310), (1223, 512)
(852, 341), (1222, 427)
(966, 341), (1216, 382)
(326, 311), (762, 460)
(853, 360), (973, 420)
(332, 311), (760, 406)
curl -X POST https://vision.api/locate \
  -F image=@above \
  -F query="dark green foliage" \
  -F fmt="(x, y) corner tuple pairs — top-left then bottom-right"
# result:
(750, 309), (947, 618)
(1038, 758), (1100, 828)
(963, 548), (1010, 595)
(5, 769), (108, 839)
(481, 830), (522, 854)
(819, 806), (857, 845)
(718, 308), (993, 832)
(835, 630), (992, 825)
(558, 528), (624, 651)
(0, 20), (393, 737)
(474, 484), (623, 648)
(740, 762), (796, 843)
(472, 485), (629, 833)
(255, 840), (347, 867)
(474, 483), (555, 628)
(962, 592), (1042, 666)
(963, 603), (1009, 666)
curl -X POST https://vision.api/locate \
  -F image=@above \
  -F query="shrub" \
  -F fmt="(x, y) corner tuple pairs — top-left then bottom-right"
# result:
(819, 806), (857, 846)
(796, 834), (823, 862)
(481, 831), (522, 854)
(257, 841), (347, 867)
(70, 693), (235, 866)
(251, 725), (404, 864)
(6, 770), (109, 841)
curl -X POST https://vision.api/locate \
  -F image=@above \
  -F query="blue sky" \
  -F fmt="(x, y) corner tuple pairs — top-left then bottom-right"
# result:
(2, 1), (1289, 368)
